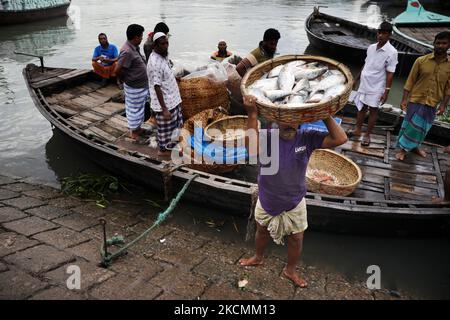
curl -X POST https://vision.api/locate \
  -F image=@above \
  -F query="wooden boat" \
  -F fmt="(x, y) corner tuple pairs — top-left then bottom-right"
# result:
(24, 64), (450, 236)
(305, 7), (431, 74)
(393, 0), (450, 49)
(370, 0), (450, 8)
(0, 0), (70, 25)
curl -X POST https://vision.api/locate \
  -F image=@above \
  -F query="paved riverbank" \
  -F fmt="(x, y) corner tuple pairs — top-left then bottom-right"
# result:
(0, 173), (413, 300)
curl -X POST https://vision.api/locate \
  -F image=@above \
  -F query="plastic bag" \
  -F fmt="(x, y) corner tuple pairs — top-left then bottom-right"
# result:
(182, 62), (228, 83)
(222, 61), (242, 104)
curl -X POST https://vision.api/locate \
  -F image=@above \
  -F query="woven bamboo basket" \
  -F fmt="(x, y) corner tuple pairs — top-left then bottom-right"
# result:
(306, 149), (362, 197)
(204, 115), (261, 148)
(240, 55), (354, 126)
(178, 77), (230, 119)
(178, 108), (240, 174)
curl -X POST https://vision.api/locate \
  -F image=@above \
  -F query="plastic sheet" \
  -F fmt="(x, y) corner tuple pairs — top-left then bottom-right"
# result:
(188, 128), (247, 164)
(182, 62), (228, 84)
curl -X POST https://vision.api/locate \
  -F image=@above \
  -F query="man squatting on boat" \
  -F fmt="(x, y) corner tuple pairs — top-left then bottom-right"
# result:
(239, 95), (348, 287)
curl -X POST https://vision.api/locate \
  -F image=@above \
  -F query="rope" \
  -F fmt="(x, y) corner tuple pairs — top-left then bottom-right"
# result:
(100, 174), (199, 266)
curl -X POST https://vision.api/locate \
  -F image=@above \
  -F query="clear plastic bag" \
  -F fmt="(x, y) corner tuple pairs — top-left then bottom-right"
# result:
(182, 62), (228, 83)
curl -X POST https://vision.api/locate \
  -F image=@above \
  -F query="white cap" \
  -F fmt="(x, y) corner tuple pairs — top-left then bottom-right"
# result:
(153, 32), (166, 42)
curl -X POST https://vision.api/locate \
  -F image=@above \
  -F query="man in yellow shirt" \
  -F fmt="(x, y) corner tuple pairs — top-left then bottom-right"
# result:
(395, 31), (450, 161)
(236, 28), (280, 77)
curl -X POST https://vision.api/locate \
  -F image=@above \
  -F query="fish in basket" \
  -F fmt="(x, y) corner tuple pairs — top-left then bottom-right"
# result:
(240, 55), (354, 126)
(204, 115), (261, 148)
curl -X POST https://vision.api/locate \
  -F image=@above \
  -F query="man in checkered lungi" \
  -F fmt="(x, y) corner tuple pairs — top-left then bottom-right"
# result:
(147, 32), (183, 157)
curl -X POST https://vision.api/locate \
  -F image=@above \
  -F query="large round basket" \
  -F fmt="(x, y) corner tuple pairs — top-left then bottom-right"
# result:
(240, 55), (353, 126)
(179, 108), (240, 174)
(306, 149), (362, 197)
(178, 77), (230, 120)
(204, 115), (261, 147)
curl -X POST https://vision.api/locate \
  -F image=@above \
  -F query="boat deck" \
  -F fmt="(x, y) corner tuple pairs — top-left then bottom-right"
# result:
(396, 25), (450, 46)
(310, 18), (374, 49)
(31, 67), (450, 204)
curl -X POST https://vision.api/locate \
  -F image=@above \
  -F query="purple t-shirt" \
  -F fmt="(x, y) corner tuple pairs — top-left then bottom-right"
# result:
(258, 129), (327, 216)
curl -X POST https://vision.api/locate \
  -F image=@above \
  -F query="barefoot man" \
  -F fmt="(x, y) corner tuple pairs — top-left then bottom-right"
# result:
(147, 32), (183, 157)
(239, 95), (347, 287)
(395, 31), (450, 161)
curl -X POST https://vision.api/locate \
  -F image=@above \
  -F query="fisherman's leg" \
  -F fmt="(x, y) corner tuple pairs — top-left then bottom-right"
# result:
(366, 107), (378, 135)
(362, 107), (378, 146)
(284, 231), (307, 288)
(352, 105), (368, 136)
(239, 222), (270, 266)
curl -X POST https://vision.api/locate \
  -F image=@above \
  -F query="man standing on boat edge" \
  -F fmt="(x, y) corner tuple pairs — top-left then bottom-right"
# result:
(147, 32), (183, 157)
(239, 95), (347, 288)
(349, 21), (398, 147)
(114, 24), (150, 144)
(395, 31), (450, 161)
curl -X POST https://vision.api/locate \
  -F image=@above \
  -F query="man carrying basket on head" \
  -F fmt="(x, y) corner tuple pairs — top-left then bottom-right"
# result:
(239, 95), (348, 288)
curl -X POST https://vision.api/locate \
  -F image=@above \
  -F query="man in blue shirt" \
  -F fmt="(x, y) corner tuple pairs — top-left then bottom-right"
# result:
(92, 33), (119, 80)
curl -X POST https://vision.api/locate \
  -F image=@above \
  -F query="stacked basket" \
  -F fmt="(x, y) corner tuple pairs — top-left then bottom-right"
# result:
(179, 108), (241, 174)
(178, 77), (230, 119)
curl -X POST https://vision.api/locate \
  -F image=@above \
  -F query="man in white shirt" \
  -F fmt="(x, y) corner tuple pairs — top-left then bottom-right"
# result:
(147, 32), (183, 157)
(349, 22), (398, 146)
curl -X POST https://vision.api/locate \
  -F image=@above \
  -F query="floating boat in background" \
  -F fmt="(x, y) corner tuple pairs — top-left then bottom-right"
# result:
(24, 64), (450, 236)
(305, 7), (431, 74)
(369, 0), (450, 9)
(393, 0), (450, 49)
(0, 0), (71, 25)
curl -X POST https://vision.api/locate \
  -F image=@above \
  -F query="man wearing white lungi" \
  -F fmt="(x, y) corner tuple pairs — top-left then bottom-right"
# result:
(350, 22), (398, 146)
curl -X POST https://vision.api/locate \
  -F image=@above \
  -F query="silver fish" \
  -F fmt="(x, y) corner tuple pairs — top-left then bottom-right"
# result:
(278, 65), (296, 92)
(247, 88), (274, 105)
(287, 94), (306, 104)
(284, 103), (309, 108)
(323, 84), (346, 100)
(264, 89), (292, 101)
(292, 78), (310, 93)
(305, 62), (319, 68)
(285, 60), (307, 69)
(306, 92), (324, 103)
(268, 65), (284, 78)
(310, 74), (346, 96)
(294, 66), (328, 80)
(249, 78), (279, 91)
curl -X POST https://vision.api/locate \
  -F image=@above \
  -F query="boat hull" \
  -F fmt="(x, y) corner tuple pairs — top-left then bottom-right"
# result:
(305, 9), (430, 74)
(0, 3), (70, 25)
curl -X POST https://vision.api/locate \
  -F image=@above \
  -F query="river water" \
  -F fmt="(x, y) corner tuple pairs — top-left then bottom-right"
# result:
(0, 0), (449, 299)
